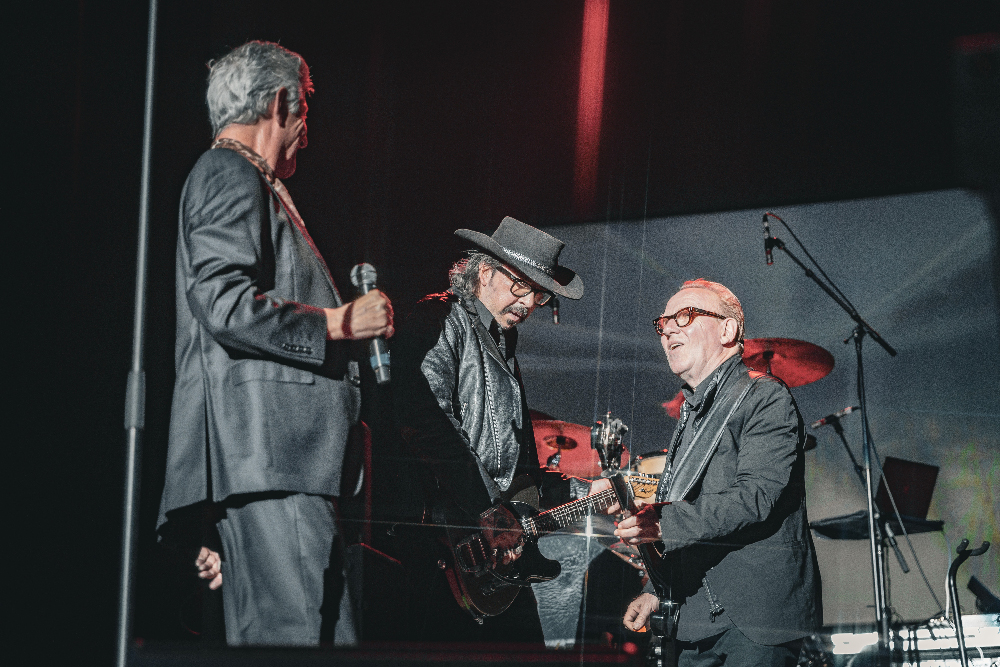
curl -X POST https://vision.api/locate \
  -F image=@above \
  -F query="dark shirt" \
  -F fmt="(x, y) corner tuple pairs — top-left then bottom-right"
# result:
(670, 354), (743, 478)
(473, 297), (518, 371)
(662, 354), (743, 634)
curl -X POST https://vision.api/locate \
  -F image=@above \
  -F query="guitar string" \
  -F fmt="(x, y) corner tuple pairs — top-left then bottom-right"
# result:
(524, 476), (656, 533)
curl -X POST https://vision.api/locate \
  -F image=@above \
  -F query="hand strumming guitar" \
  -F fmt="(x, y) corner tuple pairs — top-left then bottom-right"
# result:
(195, 546), (222, 590)
(479, 503), (526, 565)
(624, 592), (659, 631)
(588, 478), (665, 543)
(614, 504), (664, 544)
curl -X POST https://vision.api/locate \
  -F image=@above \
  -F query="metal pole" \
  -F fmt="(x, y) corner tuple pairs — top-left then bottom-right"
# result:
(854, 329), (891, 665)
(116, 1), (158, 664)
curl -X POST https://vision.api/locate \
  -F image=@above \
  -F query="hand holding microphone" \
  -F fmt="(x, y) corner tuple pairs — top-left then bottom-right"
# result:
(349, 263), (393, 384)
(323, 263), (394, 384)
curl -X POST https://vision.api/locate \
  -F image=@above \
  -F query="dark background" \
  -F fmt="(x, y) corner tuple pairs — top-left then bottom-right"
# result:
(25, 0), (998, 661)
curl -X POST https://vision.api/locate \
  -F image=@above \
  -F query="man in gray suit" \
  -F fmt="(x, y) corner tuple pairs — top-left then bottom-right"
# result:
(596, 279), (820, 666)
(157, 41), (393, 646)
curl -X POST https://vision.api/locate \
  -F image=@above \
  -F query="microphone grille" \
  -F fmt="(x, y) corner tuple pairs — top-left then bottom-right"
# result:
(350, 262), (378, 287)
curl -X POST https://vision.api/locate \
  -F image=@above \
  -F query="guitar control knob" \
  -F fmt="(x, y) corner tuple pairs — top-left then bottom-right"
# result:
(437, 559), (447, 570)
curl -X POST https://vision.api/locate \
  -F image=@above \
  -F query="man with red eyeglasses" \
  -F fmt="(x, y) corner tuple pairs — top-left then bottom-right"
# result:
(594, 279), (821, 667)
(390, 217), (583, 642)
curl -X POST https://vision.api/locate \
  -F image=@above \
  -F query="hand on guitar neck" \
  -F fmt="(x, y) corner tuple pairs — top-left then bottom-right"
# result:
(588, 477), (666, 544)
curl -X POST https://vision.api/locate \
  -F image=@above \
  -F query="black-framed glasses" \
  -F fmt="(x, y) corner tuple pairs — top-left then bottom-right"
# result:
(495, 265), (554, 306)
(653, 307), (727, 335)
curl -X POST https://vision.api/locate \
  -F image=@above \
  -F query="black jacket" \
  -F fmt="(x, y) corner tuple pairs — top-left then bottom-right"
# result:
(392, 293), (544, 524)
(653, 357), (822, 644)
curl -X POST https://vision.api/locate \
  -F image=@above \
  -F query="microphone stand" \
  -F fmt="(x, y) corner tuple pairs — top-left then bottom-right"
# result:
(764, 213), (898, 665)
(117, 2), (158, 666)
(829, 416), (911, 575)
(829, 417), (864, 481)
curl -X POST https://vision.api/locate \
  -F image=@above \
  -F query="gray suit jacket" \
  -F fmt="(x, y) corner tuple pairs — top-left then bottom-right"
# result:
(654, 359), (822, 645)
(158, 148), (360, 529)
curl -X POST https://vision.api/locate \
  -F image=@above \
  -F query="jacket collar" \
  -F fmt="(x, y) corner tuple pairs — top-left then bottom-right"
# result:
(681, 353), (743, 413)
(460, 295), (517, 376)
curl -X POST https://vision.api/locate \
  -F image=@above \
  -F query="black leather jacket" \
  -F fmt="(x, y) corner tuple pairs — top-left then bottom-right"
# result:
(392, 293), (543, 523)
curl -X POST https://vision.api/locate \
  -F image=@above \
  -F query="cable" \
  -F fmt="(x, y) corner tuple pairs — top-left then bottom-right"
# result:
(868, 439), (946, 614)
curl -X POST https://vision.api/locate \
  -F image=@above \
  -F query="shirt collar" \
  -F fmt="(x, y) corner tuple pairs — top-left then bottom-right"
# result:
(211, 138), (278, 184)
(473, 297), (494, 329)
(680, 353), (742, 411)
(473, 297), (518, 359)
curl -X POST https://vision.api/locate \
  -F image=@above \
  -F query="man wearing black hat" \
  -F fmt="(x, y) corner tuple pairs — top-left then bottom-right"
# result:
(391, 216), (583, 642)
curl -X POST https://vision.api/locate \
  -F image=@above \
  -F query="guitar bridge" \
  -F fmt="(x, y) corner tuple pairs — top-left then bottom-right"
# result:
(455, 534), (490, 574)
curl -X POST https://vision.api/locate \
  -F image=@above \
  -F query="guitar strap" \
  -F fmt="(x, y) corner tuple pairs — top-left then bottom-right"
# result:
(659, 366), (759, 504)
(652, 365), (760, 626)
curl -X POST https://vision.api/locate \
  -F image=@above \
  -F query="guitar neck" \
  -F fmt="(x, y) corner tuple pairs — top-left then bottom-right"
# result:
(525, 488), (620, 536)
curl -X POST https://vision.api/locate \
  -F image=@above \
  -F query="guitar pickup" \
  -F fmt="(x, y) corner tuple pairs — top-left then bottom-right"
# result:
(455, 534), (490, 574)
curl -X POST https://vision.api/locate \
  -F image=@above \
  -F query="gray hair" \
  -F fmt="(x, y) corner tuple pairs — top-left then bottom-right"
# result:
(678, 279), (745, 350)
(449, 252), (500, 299)
(206, 41), (314, 136)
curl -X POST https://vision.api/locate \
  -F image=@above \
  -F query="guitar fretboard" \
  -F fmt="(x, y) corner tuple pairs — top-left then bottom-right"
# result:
(525, 488), (620, 536)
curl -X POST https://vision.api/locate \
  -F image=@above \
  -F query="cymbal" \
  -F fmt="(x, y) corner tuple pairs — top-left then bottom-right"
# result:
(741, 337), (834, 388)
(532, 419), (629, 476)
(661, 391), (684, 420)
(660, 338), (832, 418)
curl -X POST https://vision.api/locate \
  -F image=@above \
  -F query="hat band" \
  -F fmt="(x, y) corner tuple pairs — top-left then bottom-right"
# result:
(500, 245), (555, 276)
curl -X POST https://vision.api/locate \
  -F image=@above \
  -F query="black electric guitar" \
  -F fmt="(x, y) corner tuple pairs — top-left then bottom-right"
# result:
(442, 471), (660, 619)
(594, 413), (679, 667)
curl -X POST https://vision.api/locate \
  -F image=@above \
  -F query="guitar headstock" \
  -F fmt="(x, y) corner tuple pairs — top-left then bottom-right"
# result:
(591, 412), (629, 473)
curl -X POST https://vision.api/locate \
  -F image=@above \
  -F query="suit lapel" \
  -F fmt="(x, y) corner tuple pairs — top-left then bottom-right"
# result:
(266, 178), (343, 305)
(463, 299), (515, 378)
(474, 320), (514, 376)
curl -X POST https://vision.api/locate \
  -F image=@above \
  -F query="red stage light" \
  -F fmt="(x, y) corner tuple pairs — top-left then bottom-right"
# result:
(574, 0), (609, 216)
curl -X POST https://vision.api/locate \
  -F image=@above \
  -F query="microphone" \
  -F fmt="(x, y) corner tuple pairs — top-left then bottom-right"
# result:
(551, 297), (560, 325)
(811, 405), (860, 429)
(763, 213), (773, 266)
(349, 263), (390, 385)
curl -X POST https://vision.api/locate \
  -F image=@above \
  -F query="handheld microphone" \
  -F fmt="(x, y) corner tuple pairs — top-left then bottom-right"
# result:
(551, 297), (560, 325)
(349, 263), (390, 385)
(763, 213), (774, 266)
(811, 405), (860, 429)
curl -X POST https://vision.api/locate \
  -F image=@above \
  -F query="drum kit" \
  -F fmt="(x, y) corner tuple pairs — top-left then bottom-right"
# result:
(533, 336), (834, 478)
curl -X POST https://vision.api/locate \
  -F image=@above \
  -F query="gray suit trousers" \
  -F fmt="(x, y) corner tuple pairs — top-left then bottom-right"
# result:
(216, 493), (354, 646)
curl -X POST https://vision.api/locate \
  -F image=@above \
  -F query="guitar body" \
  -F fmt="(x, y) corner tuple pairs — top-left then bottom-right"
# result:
(441, 529), (522, 618)
(441, 476), (561, 618)
(606, 473), (680, 667)
(441, 472), (661, 619)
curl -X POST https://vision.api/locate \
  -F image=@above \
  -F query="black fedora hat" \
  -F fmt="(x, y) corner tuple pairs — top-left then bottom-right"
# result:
(455, 216), (584, 300)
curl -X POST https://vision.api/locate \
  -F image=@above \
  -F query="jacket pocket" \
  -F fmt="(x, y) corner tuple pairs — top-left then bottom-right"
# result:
(227, 359), (316, 386)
